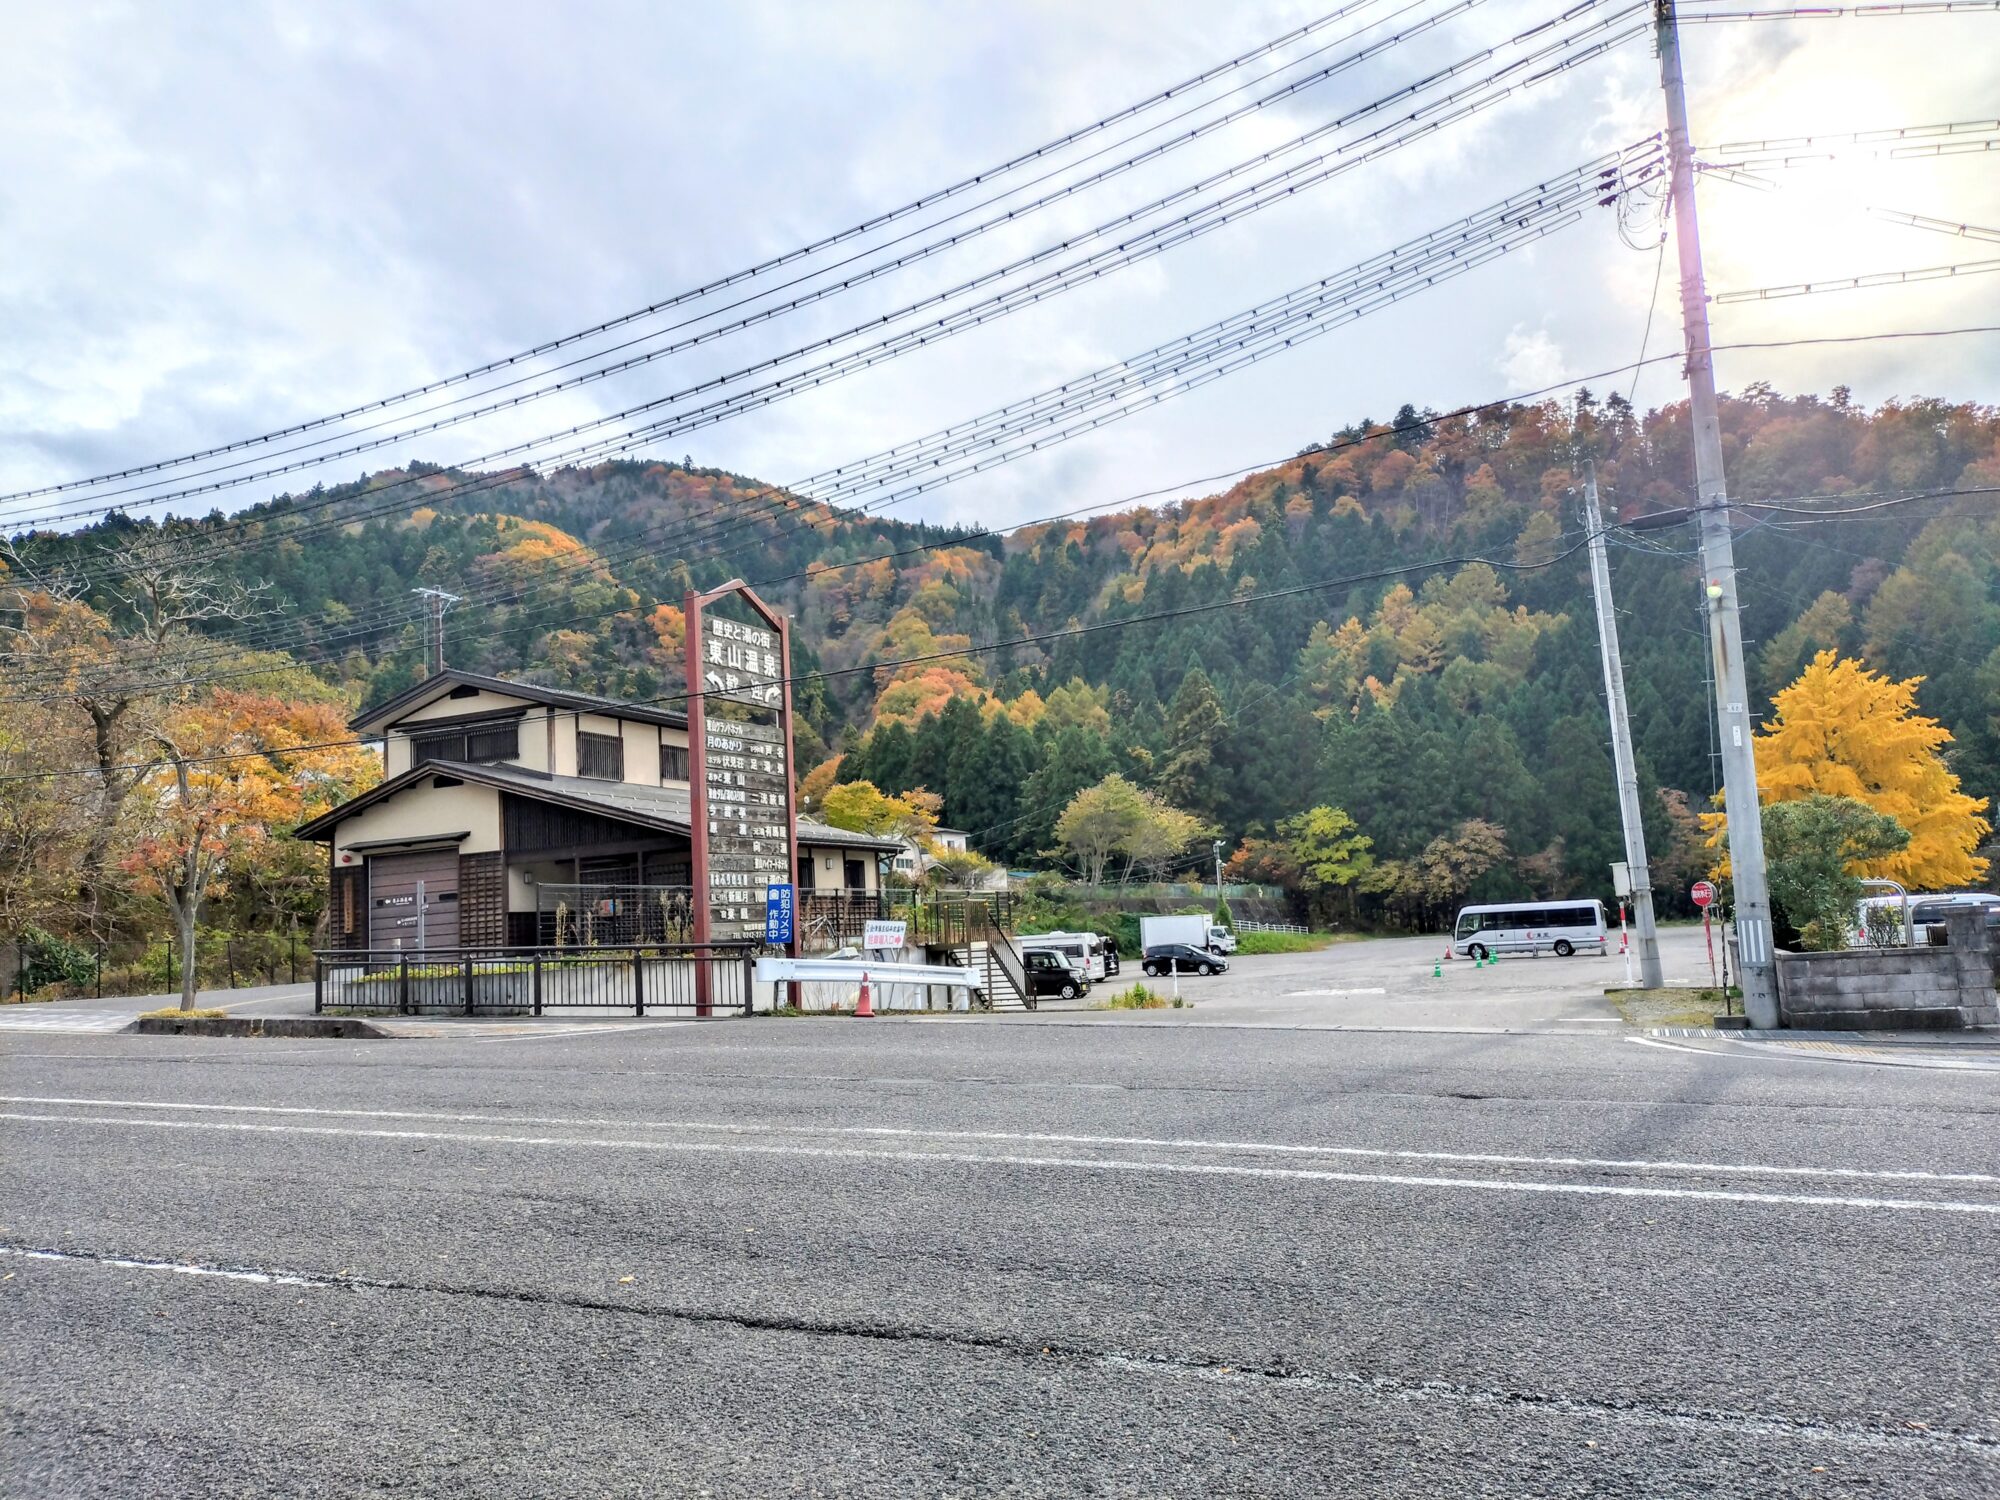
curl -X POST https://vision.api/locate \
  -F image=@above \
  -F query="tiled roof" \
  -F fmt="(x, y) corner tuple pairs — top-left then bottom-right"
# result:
(350, 669), (688, 733)
(296, 756), (902, 853)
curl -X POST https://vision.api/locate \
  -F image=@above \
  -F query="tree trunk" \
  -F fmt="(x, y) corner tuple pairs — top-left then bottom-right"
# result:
(176, 900), (199, 1010)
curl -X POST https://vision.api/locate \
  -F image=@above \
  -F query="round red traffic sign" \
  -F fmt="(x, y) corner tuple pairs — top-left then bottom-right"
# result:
(1690, 880), (1716, 909)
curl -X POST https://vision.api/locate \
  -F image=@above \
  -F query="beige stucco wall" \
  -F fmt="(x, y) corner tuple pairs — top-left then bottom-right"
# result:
(331, 776), (503, 858)
(621, 719), (662, 787)
(801, 845), (882, 892)
(395, 689), (535, 724)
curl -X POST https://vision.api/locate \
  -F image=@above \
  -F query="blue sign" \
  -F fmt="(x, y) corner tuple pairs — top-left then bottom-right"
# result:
(764, 882), (795, 945)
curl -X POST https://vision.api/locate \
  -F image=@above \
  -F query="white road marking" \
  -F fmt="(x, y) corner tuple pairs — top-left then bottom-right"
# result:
(0, 1010), (132, 1033)
(5, 1094), (1993, 1186)
(0, 1245), (326, 1287)
(5, 1110), (1998, 1216)
(1283, 988), (1388, 997)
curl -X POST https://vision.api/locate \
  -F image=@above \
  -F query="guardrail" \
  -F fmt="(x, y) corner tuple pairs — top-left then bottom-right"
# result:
(1235, 920), (1308, 935)
(314, 944), (759, 1018)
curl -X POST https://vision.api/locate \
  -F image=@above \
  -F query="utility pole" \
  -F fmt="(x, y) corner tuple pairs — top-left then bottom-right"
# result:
(412, 587), (461, 676)
(1654, 0), (1779, 1026)
(1582, 464), (1664, 989)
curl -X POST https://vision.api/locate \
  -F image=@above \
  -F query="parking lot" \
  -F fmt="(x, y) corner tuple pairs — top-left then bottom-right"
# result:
(1055, 922), (1730, 1031)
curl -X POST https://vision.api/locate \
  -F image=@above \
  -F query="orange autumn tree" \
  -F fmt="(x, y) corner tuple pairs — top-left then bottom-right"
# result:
(1709, 651), (1990, 889)
(123, 691), (380, 1009)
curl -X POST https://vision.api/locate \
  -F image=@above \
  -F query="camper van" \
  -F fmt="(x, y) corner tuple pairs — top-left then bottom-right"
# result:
(1451, 900), (1608, 959)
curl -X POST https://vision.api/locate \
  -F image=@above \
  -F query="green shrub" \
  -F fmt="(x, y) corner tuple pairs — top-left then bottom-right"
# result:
(1095, 983), (1189, 1010)
(19, 927), (97, 992)
(1233, 930), (1345, 955)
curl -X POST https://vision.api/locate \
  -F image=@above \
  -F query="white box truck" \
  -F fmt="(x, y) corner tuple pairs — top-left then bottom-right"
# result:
(1140, 914), (1212, 953)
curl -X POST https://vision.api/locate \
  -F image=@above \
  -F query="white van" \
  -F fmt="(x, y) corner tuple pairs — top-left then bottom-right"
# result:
(1451, 900), (1607, 960)
(1854, 892), (2000, 947)
(1019, 931), (1108, 982)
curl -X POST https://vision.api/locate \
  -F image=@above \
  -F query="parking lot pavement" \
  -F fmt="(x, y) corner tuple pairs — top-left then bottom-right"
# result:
(1058, 924), (1727, 1031)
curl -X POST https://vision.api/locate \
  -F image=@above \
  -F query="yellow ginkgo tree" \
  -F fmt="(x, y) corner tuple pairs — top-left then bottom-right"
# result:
(1737, 651), (1990, 889)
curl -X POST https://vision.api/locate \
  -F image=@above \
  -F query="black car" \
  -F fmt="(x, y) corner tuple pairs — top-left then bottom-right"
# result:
(1023, 948), (1091, 1000)
(1141, 943), (1228, 977)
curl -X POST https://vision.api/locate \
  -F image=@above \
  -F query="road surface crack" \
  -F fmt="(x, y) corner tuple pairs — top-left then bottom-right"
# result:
(7, 1240), (1995, 1459)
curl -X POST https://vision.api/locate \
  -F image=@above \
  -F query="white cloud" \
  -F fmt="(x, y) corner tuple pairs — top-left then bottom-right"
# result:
(1498, 326), (1567, 392)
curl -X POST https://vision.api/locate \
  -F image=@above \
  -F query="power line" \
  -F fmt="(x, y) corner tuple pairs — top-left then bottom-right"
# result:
(1712, 256), (2000, 302)
(5, 1), (1651, 533)
(0, 0), (1472, 523)
(0, 0), (1406, 507)
(4, 146), (1651, 676)
(9, 321), (1996, 696)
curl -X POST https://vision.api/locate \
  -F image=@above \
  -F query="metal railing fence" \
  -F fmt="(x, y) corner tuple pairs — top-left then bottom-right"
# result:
(314, 943), (758, 1018)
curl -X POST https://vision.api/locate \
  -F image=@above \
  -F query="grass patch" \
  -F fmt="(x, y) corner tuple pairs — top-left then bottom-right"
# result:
(1606, 987), (1733, 1028)
(137, 1006), (230, 1020)
(1093, 983), (1190, 1011)
(1233, 930), (1354, 955)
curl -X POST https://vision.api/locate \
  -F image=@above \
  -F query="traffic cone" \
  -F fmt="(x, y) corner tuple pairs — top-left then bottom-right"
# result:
(855, 971), (874, 1018)
(1432, 963), (1442, 979)
(1442, 938), (1454, 961)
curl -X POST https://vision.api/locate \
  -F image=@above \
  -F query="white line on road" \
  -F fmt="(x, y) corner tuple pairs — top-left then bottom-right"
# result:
(6, 1110), (1999, 1216)
(0, 1245), (326, 1287)
(4, 1094), (1994, 1186)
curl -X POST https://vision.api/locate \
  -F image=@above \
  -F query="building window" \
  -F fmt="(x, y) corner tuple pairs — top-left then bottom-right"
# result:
(577, 730), (624, 780)
(661, 744), (690, 782)
(412, 720), (518, 767)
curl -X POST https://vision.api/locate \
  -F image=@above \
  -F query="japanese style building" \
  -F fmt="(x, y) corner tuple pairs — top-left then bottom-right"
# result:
(296, 669), (899, 952)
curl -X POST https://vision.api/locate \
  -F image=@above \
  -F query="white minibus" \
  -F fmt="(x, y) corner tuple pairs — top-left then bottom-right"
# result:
(1451, 900), (1607, 960)
(1019, 931), (1108, 981)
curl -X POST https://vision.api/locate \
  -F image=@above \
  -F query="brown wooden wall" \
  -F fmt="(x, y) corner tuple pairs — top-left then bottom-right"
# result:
(458, 851), (507, 949)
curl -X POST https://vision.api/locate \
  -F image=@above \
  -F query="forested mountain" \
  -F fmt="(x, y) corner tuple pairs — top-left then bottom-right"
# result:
(12, 386), (1999, 916)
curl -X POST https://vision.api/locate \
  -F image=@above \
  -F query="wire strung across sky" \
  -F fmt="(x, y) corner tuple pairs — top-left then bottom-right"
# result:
(8, 333), (1996, 706)
(4, 135), (1667, 679)
(2, 0), (1652, 534)
(0, 0), (1479, 523)
(0, 0), (1414, 508)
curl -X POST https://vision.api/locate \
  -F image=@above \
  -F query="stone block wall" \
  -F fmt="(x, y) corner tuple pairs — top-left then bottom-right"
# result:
(1775, 908), (1999, 1030)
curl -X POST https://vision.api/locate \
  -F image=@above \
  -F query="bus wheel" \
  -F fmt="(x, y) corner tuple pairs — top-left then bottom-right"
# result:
(1469, 943), (1489, 961)
(1553, 940), (1575, 957)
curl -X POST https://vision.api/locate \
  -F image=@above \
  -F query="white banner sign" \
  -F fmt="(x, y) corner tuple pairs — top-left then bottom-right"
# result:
(862, 920), (907, 951)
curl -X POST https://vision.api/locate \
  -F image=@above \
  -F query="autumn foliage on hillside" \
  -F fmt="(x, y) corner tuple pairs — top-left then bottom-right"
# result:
(11, 387), (1998, 922)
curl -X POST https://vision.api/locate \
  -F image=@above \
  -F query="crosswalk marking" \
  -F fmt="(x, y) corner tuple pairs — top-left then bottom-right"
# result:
(0, 1010), (134, 1034)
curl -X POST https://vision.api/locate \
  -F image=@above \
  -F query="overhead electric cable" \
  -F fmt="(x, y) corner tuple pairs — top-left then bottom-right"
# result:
(0, 0), (1470, 521)
(4, 0), (1650, 533)
(0, 0), (1406, 505)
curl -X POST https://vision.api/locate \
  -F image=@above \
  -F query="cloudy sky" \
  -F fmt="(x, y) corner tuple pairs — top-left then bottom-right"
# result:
(4, 0), (1996, 536)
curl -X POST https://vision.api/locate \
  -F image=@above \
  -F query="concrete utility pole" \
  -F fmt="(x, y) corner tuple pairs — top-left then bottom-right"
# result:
(412, 587), (461, 676)
(1654, 0), (1779, 1025)
(1582, 465), (1664, 989)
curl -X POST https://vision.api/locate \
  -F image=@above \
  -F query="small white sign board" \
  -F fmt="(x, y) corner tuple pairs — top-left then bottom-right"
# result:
(862, 920), (907, 951)
(1610, 861), (1631, 898)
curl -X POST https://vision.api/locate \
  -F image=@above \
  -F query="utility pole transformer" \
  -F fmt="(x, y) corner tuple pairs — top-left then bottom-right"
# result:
(412, 587), (462, 676)
(1582, 466), (1664, 989)
(1654, 0), (1779, 1025)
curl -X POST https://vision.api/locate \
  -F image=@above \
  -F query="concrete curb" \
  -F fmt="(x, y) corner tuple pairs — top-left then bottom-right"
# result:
(129, 1015), (390, 1040)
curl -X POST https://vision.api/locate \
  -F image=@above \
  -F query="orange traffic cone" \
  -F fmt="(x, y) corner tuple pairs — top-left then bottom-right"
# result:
(855, 971), (875, 1018)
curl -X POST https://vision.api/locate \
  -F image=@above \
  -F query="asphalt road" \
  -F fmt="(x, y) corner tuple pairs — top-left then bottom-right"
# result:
(4, 1016), (1997, 1497)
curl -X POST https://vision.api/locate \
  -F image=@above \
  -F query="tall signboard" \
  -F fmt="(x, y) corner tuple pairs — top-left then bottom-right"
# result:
(686, 582), (801, 1013)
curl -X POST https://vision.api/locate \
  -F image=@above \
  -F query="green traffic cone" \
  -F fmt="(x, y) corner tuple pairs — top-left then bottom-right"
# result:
(1432, 963), (1442, 978)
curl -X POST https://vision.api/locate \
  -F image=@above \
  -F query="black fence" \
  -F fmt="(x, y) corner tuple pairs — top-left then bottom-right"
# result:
(314, 943), (759, 1017)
